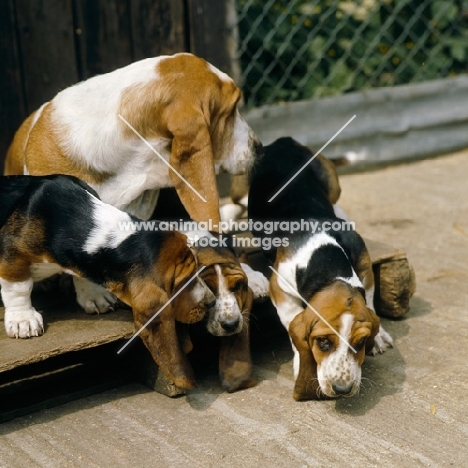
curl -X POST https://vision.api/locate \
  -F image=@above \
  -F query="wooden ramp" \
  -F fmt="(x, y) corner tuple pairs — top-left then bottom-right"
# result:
(0, 293), (134, 374)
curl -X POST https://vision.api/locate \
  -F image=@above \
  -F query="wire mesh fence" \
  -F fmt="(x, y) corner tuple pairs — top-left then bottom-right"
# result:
(234, 0), (468, 109)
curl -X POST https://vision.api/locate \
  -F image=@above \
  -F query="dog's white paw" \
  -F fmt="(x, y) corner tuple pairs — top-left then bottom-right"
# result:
(220, 203), (246, 224)
(4, 308), (44, 339)
(241, 263), (270, 301)
(73, 277), (118, 314)
(371, 325), (394, 355)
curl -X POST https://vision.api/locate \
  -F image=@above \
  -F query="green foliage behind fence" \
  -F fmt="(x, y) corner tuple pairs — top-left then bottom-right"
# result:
(236, 0), (468, 108)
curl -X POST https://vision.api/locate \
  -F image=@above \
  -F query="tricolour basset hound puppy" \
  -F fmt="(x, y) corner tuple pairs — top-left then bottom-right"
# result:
(0, 175), (216, 390)
(184, 230), (269, 392)
(248, 137), (393, 400)
(152, 188), (269, 392)
(4, 52), (263, 315)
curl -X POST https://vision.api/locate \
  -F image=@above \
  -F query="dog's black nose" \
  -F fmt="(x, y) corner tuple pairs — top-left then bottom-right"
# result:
(221, 317), (240, 333)
(332, 383), (353, 395)
(205, 298), (216, 309)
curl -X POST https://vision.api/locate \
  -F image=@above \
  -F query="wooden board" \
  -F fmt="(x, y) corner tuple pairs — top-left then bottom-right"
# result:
(0, 292), (133, 373)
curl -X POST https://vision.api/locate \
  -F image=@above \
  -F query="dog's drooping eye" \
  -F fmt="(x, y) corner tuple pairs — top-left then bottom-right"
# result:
(354, 337), (367, 352)
(232, 280), (247, 293)
(316, 337), (332, 352)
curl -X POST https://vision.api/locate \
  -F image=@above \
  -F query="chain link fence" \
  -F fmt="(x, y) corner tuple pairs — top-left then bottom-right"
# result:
(234, 0), (468, 109)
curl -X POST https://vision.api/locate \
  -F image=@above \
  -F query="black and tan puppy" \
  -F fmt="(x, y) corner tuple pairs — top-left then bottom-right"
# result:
(0, 175), (215, 389)
(248, 138), (393, 400)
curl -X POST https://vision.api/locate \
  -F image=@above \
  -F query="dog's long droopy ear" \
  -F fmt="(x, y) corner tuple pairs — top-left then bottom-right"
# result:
(219, 287), (256, 393)
(134, 304), (196, 390)
(313, 153), (341, 205)
(365, 307), (381, 355)
(168, 113), (220, 228)
(289, 309), (321, 401)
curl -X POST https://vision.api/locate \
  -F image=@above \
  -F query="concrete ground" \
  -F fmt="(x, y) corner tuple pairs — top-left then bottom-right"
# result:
(1, 150), (468, 467)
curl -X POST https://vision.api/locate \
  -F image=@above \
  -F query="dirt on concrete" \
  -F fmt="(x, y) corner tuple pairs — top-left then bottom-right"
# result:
(1, 150), (468, 467)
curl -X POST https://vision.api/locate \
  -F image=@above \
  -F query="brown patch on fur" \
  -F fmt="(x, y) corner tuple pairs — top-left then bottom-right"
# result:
(315, 153), (341, 204)
(270, 245), (294, 272)
(121, 232), (213, 389)
(354, 248), (375, 292)
(0, 213), (84, 284)
(4, 110), (38, 175)
(229, 174), (250, 204)
(118, 54), (242, 227)
(1, 215), (48, 281)
(127, 273), (197, 389)
(118, 80), (171, 141)
(288, 281), (380, 401)
(4, 103), (113, 183)
(177, 323), (194, 354)
(219, 286), (256, 392)
(120, 233), (202, 315)
(137, 313), (196, 389)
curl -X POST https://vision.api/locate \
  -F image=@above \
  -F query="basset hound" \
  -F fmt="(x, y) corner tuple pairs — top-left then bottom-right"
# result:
(0, 175), (216, 390)
(248, 137), (393, 400)
(186, 233), (258, 392)
(153, 188), (269, 392)
(4, 52), (263, 314)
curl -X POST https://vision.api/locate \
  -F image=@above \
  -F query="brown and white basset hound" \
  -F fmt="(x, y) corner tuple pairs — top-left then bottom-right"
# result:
(0, 174), (216, 390)
(248, 138), (393, 400)
(4, 52), (263, 314)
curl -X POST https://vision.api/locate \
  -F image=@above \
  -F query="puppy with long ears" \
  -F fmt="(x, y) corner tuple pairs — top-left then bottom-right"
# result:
(248, 137), (393, 400)
(0, 175), (215, 389)
(186, 233), (257, 392)
(153, 188), (270, 392)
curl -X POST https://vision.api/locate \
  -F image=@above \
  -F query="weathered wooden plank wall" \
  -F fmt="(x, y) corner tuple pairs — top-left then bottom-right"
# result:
(0, 0), (27, 167)
(73, 0), (134, 80)
(188, 0), (240, 81)
(0, 0), (228, 171)
(15, 0), (79, 111)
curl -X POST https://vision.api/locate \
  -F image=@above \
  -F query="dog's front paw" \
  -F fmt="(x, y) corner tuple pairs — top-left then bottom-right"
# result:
(73, 277), (118, 314)
(371, 325), (394, 355)
(4, 308), (44, 338)
(240, 263), (270, 301)
(220, 203), (246, 224)
(222, 374), (257, 393)
(220, 361), (256, 393)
